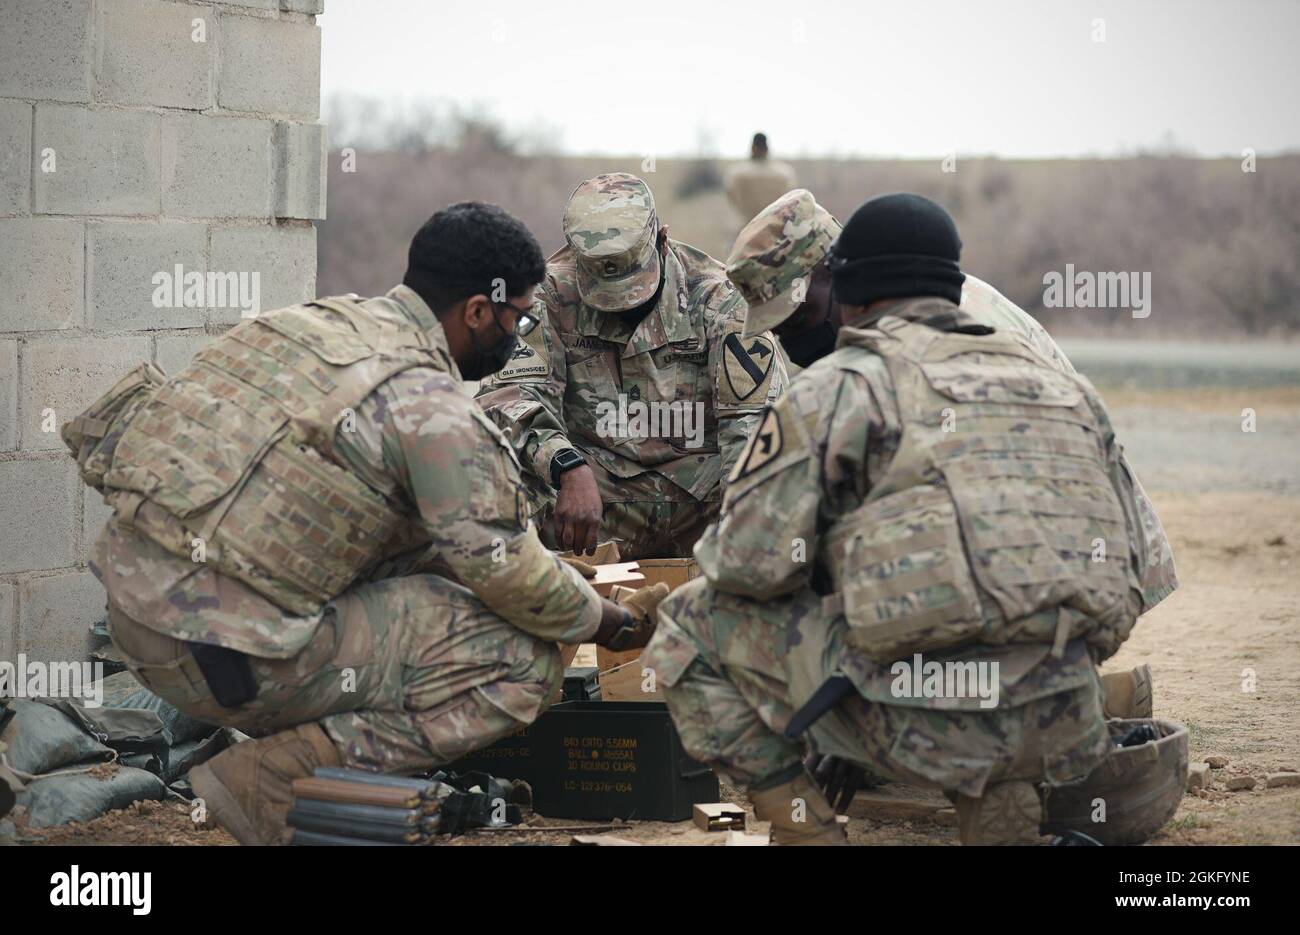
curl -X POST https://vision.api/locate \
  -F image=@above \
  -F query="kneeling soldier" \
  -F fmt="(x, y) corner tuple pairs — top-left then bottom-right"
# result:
(645, 193), (1172, 844)
(70, 203), (667, 844)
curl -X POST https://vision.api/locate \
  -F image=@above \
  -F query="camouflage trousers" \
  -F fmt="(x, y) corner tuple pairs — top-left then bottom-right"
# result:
(642, 578), (1111, 797)
(526, 459), (717, 560)
(108, 575), (563, 774)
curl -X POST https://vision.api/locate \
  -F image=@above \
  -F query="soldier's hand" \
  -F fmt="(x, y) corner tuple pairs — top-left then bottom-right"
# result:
(555, 464), (602, 555)
(805, 752), (866, 814)
(593, 582), (670, 651)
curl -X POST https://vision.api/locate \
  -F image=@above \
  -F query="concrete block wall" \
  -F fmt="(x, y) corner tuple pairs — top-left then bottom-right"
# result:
(0, 0), (326, 664)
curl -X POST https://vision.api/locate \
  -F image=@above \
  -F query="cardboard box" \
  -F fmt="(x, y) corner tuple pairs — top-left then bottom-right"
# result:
(598, 658), (662, 702)
(693, 802), (746, 832)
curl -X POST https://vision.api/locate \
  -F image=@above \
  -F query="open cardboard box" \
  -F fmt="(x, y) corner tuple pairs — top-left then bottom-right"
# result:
(558, 558), (700, 700)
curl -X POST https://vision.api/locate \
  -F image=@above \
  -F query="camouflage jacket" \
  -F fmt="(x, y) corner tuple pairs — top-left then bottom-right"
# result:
(91, 285), (603, 657)
(476, 241), (786, 501)
(696, 298), (1171, 686)
(960, 276), (1178, 611)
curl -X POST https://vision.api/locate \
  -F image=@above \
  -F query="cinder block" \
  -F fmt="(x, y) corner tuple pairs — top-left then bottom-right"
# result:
(220, 0), (279, 10)
(161, 113), (272, 218)
(274, 121), (327, 219)
(88, 221), (209, 331)
(0, 581), (14, 663)
(0, 218), (85, 332)
(0, 459), (79, 573)
(82, 487), (114, 564)
(0, 340), (16, 451)
(33, 105), (160, 216)
(218, 14), (320, 117)
(18, 571), (106, 664)
(0, 0), (92, 103)
(282, 0), (324, 13)
(19, 336), (152, 452)
(0, 100), (33, 215)
(96, 0), (216, 109)
(155, 331), (215, 375)
(209, 224), (315, 321)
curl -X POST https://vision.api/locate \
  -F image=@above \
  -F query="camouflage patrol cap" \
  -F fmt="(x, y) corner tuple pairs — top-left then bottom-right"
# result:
(563, 173), (661, 313)
(727, 189), (842, 338)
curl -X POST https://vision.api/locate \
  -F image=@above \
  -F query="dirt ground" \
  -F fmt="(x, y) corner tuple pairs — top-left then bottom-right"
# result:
(13, 387), (1299, 847)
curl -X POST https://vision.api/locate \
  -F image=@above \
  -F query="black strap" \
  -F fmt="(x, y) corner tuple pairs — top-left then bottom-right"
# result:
(188, 643), (258, 708)
(784, 675), (856, 739)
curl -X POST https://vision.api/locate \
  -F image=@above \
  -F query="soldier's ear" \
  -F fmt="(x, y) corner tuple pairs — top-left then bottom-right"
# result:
(461, 293), (492, 329)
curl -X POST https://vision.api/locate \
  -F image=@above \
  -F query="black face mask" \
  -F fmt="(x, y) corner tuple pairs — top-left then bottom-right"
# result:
(461, 310), (519, 381)
(780, 319), (837, 368)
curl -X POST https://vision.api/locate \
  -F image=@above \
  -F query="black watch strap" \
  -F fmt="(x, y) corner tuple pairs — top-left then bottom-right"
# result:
(550, 448), (585, 487)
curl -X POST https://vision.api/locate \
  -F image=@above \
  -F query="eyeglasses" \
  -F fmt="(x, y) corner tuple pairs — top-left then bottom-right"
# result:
(493, 299), (540, 337)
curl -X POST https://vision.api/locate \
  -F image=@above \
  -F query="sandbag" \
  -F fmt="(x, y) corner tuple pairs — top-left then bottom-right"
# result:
(16, 766), (167, 827)
(0, 700), (113, 775)
(164, 728), (240, 784)
(99, 670), (145, 707)
(115, 689), (215, 745)
(40, 698), (171, 756)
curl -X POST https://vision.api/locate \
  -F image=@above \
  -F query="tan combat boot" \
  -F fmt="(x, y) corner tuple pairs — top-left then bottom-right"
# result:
(749, 771), (848, 846)
(955, 780), (1044, 845)
(1101, 663), (1154, 719)
(190, 722), (342, 845)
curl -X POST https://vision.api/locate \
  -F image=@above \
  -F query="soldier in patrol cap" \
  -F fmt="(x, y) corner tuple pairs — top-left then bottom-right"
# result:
(69, 202), (669, 845)
(643, 193), (1180, 845)
(725, 188), (841, 375)
(476, 173), (787, 559)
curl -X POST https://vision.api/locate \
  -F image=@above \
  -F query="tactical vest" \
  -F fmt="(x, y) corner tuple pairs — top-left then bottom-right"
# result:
(822, 315), (1140, 663)
(97, 296), (440, 616)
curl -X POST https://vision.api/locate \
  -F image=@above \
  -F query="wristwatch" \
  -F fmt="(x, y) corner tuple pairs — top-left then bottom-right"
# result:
(550, 448), (586, 487)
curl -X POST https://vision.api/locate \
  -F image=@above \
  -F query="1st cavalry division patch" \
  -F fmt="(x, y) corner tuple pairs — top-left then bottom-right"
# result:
(729, 407), (783, 482)
(722, 333), (775, 403)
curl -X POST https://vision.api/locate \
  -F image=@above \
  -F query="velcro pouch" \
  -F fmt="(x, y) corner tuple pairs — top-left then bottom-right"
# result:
(831, 484), (983, 661)
(62, 362), (166, 493)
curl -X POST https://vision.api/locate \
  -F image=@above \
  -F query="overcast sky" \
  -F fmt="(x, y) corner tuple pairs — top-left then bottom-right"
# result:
(320, 0), (1300, 158)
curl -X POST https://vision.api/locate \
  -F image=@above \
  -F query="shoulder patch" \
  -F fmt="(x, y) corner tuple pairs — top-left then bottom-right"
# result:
(729, 407), (784, 482)
(487, 323), (550, 385)
(720, 332), (775, 404)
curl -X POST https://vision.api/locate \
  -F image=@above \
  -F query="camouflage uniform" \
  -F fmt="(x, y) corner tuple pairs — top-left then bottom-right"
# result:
(727, 188), (841, 340)
(477, 174), (787, 559)
(727, 192), (1177, 613)
(88, 286), (603, 773)
(644, 297), (1161, 799)
(959, 275), (1177, 607)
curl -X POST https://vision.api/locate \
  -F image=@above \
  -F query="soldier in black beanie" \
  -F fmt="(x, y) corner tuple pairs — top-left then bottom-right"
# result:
(644, 189), (1177, 846)
(826, 192), (966, 312)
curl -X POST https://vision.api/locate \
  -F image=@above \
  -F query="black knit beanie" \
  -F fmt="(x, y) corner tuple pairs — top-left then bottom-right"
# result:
(826, 193), (965, 306)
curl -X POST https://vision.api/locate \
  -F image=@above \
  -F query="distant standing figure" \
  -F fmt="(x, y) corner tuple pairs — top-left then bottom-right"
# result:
(725, 133), (797, 230)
